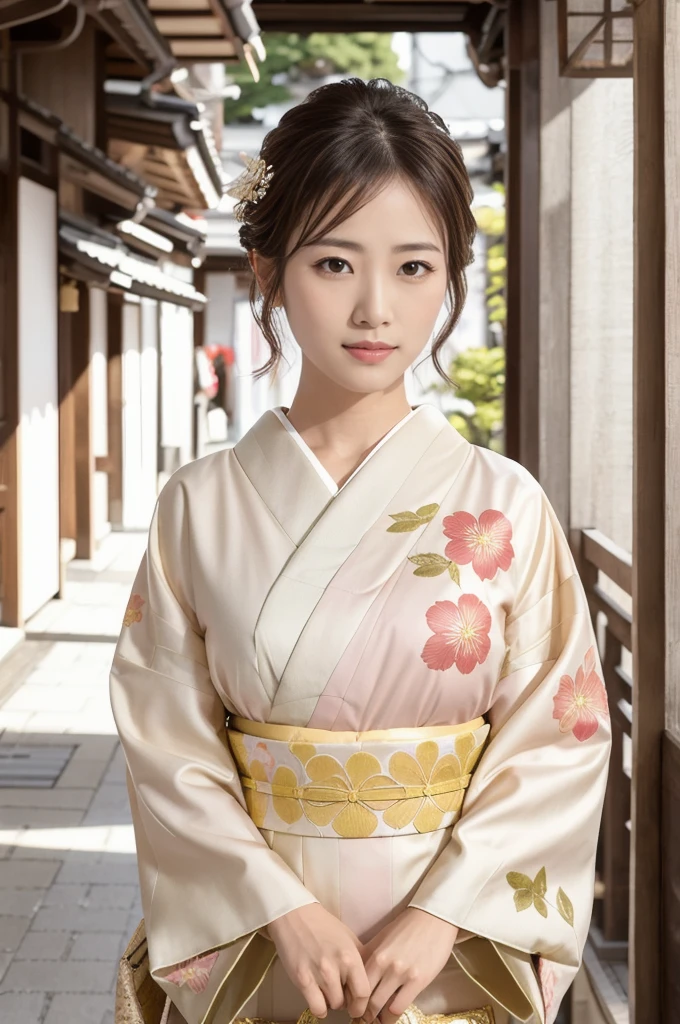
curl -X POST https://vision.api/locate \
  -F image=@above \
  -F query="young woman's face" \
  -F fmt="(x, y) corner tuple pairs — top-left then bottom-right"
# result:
(278, 177), (449, 394)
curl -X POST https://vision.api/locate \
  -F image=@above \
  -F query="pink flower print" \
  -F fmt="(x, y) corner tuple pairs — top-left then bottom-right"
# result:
(123, 594), (145, 627)
(552, 646), (609, 742)
(443, 510), (515, 581)
(421, 595), (492, 675)
(255, 742), (275, 772)
(164, 950), (219, 993)
(537, 957), (556, 1015)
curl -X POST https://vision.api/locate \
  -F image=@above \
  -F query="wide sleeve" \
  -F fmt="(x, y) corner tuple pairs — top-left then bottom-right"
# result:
(109, 475), (319, 1024)
(407, 482), (611, 1024)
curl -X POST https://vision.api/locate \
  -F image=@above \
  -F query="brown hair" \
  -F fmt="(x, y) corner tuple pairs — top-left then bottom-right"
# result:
(238, 77), (477, 386)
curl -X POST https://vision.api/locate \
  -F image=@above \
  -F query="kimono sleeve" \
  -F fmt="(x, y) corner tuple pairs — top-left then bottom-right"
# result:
(408, 481), (611, 1024)
(109, 476), (318, 1020)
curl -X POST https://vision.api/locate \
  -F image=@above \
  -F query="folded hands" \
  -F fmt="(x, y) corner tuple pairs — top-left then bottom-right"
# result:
(267, 903), (459, 1024)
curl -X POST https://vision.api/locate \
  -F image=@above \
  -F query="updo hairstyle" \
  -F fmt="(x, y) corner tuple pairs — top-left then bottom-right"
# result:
(238, 77), (477, 386)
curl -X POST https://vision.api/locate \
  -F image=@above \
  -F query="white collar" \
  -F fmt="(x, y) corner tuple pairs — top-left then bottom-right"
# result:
(271, 405), (421, 495)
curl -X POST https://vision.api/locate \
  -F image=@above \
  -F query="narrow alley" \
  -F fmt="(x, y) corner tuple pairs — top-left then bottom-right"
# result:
(0, 532), (146, 1024)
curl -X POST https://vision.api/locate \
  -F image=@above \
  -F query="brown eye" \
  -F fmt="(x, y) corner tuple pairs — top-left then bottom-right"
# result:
(399, 261), (434, 278)
(316, 257), (350, 274)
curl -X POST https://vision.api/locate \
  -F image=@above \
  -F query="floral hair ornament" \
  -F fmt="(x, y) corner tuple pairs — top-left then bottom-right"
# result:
(226, 150), (274, 222)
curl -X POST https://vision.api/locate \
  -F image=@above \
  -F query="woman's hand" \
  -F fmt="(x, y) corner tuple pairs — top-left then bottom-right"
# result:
(267, 904), (372, 1020)
(361, 908), (458, 1024)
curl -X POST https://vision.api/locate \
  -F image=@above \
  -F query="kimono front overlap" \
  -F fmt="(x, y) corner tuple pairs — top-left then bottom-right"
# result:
(110, 402), (611, 1024)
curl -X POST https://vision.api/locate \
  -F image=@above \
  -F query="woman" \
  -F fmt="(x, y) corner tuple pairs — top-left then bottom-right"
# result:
(110, 78), (611, 1024)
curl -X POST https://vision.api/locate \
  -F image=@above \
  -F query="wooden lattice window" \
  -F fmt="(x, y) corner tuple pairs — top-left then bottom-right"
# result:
(558, 0), (634, 77)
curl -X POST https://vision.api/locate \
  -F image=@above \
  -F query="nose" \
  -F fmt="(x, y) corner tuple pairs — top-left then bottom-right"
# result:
(350, 269), (392, 330)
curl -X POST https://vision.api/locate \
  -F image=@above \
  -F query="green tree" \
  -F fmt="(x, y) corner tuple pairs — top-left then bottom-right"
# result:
(474, 183), (507, 336)
(426, 346), (505, 452)
(225, 32), (404, 122)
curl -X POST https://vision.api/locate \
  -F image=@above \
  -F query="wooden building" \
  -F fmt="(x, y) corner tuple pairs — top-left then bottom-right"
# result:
(0, 0), (264, 623)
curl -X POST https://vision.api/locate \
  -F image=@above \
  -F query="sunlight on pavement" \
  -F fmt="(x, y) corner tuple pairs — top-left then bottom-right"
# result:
(0, 827), (136, 854)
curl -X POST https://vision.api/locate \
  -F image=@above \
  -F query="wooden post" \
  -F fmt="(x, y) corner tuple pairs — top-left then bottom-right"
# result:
(663, 0), (680, 745)
(662, 0), (680, 1016)
(601, 629), (630, 943)
(73, 282), (94, 559)
(538, 0), (569, 526)
(630, 0), (665, 1018)
(58, 304), (76, 549)
(505, 0), (541, 478)
(107, 292), (124, 527)
(0, 58), (21, 627)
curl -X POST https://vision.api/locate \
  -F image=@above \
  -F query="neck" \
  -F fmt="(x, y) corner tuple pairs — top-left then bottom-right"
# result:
(284, 376), (413, 471)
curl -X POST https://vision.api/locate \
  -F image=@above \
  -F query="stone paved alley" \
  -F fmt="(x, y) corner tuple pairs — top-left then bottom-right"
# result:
(0, 530), (147, 1024)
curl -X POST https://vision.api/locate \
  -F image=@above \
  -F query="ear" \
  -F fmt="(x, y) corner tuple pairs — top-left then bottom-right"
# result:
(249, 251), (283, 308)
(248, 249), (269, 293)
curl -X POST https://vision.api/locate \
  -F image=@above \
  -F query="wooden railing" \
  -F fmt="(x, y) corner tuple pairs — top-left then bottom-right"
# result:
(573, 528), (632, 965)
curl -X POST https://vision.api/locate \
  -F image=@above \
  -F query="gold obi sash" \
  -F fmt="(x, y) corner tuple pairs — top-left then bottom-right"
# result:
(227, 717), (490, 840)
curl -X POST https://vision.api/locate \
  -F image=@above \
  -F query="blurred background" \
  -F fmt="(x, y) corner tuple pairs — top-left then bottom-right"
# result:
(0, 3), (677, 1023)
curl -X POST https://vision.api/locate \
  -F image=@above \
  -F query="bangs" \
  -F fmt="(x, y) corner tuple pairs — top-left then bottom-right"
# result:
(287, 170), (395, 257)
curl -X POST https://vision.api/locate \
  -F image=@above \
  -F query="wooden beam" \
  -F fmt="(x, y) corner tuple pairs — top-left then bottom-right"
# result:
(107, 140), (148, 175)
(146, 181), (192, 205)
(582, 528), (633, 595)
(0, 0), (69, 31)
(204, 0), (236, 43)
(630, 0), (665, 1019)
(59, 153), (142, 213)
(141, 166), (185, 188)
(105, 61), (148, 79)
(107, 119), (176, 150)
(252, 2), (469, 30)
(149, 0), (210, 10)
(168, 38), (236, 57)
(153, 15), (221, 35)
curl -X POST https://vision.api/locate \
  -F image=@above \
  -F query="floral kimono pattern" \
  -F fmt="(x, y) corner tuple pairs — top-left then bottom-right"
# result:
(110, 403), (610, 1024)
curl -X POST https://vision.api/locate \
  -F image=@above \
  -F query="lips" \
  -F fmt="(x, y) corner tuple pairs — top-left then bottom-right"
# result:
(343, 342), (396, 350)
(342, 344), (397, 364)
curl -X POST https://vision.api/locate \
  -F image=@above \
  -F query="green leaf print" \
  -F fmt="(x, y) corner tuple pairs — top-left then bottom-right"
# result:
(386, 504), (439, 532)
(408, 553), (451, 577)
(416, 503), (439, 519)
(533, 866), (547, 897)
(448, 562), (461, 586)
(507, 869), (576, 932)
(557, 887), (574, 926)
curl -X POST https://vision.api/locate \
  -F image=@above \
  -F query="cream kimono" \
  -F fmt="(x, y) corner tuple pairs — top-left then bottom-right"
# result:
(109, 403), (611, 1024)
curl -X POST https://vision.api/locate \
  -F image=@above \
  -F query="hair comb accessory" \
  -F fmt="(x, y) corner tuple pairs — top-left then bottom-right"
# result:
(226, 150), (274, 222)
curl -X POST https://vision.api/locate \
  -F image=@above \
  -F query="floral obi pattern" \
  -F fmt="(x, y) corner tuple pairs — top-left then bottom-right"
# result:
(227, 717), (490, 840)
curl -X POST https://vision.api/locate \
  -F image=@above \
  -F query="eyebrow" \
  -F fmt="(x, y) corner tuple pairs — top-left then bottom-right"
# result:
(308, 236), (442, 254)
